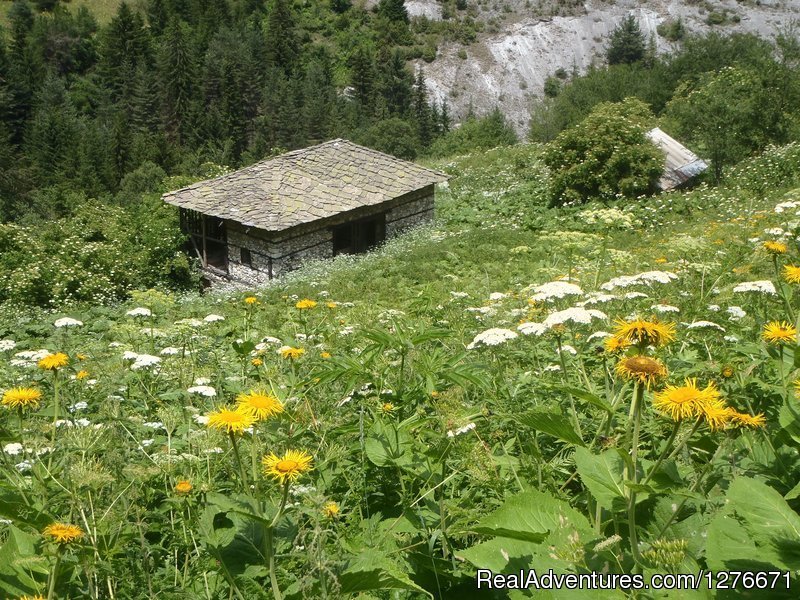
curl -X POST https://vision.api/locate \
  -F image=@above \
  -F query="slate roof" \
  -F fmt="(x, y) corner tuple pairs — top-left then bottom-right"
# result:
(646, 127), (708, 190)
(162, 139), (449, 232)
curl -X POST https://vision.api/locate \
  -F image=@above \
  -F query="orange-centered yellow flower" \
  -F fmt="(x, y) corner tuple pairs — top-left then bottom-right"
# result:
(615, 356), (668, 389)
(2, 387), (43, 410)
(280, 346), (305, 359)
(612, 317), (676, 348)
(76, 370), (89, 380)
(175, 480), (193, 494)
(653, 379), (720, 422)
(262, 449), (313, 484)
(38, 352), (69, 371)
(244, 296), (258, 305)
(764, 240), (788, 255)
(762, 320), (798, 345)
(206, 407), (256, 434)
(698, 399), (734, 432)
(295, 299), (317, 309)
(236, 390), (284, 421)
(43, 523), (84, 544)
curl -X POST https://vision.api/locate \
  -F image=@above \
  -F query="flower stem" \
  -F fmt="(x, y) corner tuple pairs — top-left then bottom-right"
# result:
(228, 432), (249, 492)
(626, 382), (644, 566)
(266, 480), (291, 600)
(642, 421), (681, 487)
(48, 372), (60, 471)
(47, 549), (62, 600)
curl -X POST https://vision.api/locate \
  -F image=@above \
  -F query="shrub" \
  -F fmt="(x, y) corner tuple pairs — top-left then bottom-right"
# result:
(427, 108), (518, 158)
(542, 98), (664, 206)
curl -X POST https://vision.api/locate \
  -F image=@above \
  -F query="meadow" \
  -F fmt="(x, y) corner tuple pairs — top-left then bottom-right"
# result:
(3, 142), (800, 598)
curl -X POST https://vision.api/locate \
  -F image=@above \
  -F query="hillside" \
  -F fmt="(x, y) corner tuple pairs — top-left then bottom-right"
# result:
(3, 142), (800, 597)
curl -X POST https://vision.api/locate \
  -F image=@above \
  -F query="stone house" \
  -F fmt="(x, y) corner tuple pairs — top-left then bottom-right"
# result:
(162, 139), (449, 284)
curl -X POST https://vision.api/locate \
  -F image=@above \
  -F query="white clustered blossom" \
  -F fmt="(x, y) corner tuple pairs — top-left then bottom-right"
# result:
(339, 326), (355, 335)
(54, 317), (83, 328)
(543, 307), (607, 328)
(528, 281), (583, 302)
(764, 227), (787, 237)
(15, 460), (34, 472)
(488, 292), (509, 301)
(143, 421), (164, 429)
(651, 304), (680, 313)
(3, 442), (24, 456)
(122, 351), (139, 361)
(10, 349), (50, 367)
(0, 340), (16, 352)
(204, 314), (225, 322)
(175, 318), (203, 327)
(140, 439), (155, 448)
(126, 307), (152, 317)
(449, 291), (469, 299)
(447, 422), (476, 438)
(193, 414), (210, 425)
(559, 344), (578, 355)
(131, 354), (161, 370)
(56, 418), (93, 428)
(587, 331), (612, 341)
(623, 292), (649, 300)
(707, 304), (720, 312)
(160, 347), (180, 356)
(543, 364), (561, 372)
(726, 306), (747, 320)
(517, 322), (548, 336)
(467, 328), (519, 349)
(732, 280), (777, 295)
(259, 336), (283, 346)
(600, 271), (678, 291)
(724, 335), (740, 342)
(775, 200), (800, 213)
(578, 293), (617, 306)
(194, 377), (211, 385)
(686, 321), (726, 332)
(68, 401), (88, 412)
(187, 385), (216, 397)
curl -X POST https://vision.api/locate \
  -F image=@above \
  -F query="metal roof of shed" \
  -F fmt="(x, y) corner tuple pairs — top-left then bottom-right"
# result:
(162, 139), (449, 232)
(646, 127), (708, 190)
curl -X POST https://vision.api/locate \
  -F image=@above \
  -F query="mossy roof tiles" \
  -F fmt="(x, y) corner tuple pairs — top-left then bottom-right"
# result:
(163, 139), (448, 232)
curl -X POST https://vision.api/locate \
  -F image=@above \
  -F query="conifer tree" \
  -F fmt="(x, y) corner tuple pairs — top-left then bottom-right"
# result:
(377, 0), (409, 24)
(348, 44), (376, 120)
(413, 69), (433, 148)
(606, 15), (646, 65)
(378, 48), (413, 117)
(265, 0), (298, 75)
(99, 2), (152, 94)
(158, 19), (196, 144)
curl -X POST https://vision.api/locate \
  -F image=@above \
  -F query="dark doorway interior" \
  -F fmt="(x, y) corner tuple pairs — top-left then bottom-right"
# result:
(180, 209), (228, 272)
(332, 214), (387, 256)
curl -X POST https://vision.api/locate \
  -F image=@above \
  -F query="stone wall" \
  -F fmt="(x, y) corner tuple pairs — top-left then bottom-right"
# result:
(218, 185), (436, 283)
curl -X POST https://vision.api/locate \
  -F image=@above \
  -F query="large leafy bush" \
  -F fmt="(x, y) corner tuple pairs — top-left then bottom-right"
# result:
(542, 98), (664, 206)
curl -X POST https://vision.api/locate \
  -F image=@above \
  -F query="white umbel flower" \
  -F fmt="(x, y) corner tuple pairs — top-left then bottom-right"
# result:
(126, 307), (152, 317)
(543, 307), (607, 328)
(686, 320), (726, 332)
(0, 340), (16, 352)
(54, 317), (83, 328)
(467, 328), (518, 349)
(517, 322), (548, 336)
(726, 306), (747, 320)
(204, 314), (225, 323)
(187, 385), (216, 397)
(600, 270), (678, 291)
(3, 442), (23, 456)
(528, 281), (583, 302)
(732, 280), (777, 295)
(651, 304), (680, 313)
(446, 422), (476, 438)
(160, 347), (180, 356)
(131, 354), (161, 370)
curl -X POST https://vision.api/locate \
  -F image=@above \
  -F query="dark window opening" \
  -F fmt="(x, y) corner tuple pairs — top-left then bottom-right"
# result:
(241, 247), (252, 267)
(179, 209), (228, 272)
(332, 214), (386, 256)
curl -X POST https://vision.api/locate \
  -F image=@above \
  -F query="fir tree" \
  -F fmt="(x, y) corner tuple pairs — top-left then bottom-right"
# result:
(158, 19), (196, 144)
(348, 44), (376, 120)
(606, 15), (646, 65)
(377, 0), (409, 24)
(378, 48), (413, 117)
(265, 0), (298, 75)
(413, 69), (433, 148)
(99, 2), (152, 94)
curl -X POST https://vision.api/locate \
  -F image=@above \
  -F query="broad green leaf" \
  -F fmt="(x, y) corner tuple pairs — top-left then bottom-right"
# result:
(198, 506), (236, 549)
(517, 409), (585, 446)
(472, 489), (591, 542)
(550, 384), (613, 412)
(0, 525), (46, 597)
(574, 447), (626, 511)
(726, 477), (800, 569)
(705, 512), (788, 575)
(337, 553), (431, 597)
(365, 420), (412, 467)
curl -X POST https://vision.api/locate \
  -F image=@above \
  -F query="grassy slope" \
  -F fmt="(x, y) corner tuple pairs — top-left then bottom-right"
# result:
(0, 0), (124, 27)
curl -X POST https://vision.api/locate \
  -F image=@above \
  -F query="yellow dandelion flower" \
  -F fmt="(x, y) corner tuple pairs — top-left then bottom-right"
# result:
(604, 335), (631, 353)
(783, 264), (800, 284)
(764, 240), (788, 255)
(76, 370), (89, 380)
(430, 390), (440, 398)
(295, 299), (317, 309)
(615, 355), (668, 389)
(236, 390), (284, 421)
(381, 402), (395, 414)
(262, 449), (313, 484)
(613, 318), (676, 348)
(720, 365), (735, 379)
(244, 296), (258, 305)
(728, 411), (766, 429)
(281, 346), (305, 359)
(43, 523), (84, 544)
(19, 595), (46, 600)
(322, 501), (340, 519)
(2, 387), (43, 410)
(326, 301), (338, 309)
(655, 257), (668, 264)
(206, 407), (256, 435)
(699, 400), (734, 432)
(76, 353), (88, 361)
(251, 357), (263, 367)
(653, 379), (720, 422)
(762, 320), (798, 345)
(175, 480), (193, 494)
(38, 352), (69, 371)
(320, 351), (331, 359)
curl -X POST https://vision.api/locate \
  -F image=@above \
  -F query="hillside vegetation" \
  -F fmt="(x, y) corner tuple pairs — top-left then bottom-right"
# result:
(3, 141), (800, 597)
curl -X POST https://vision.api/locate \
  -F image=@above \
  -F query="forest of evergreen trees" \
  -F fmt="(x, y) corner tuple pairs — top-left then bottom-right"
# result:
(0, 0), (466, 223)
